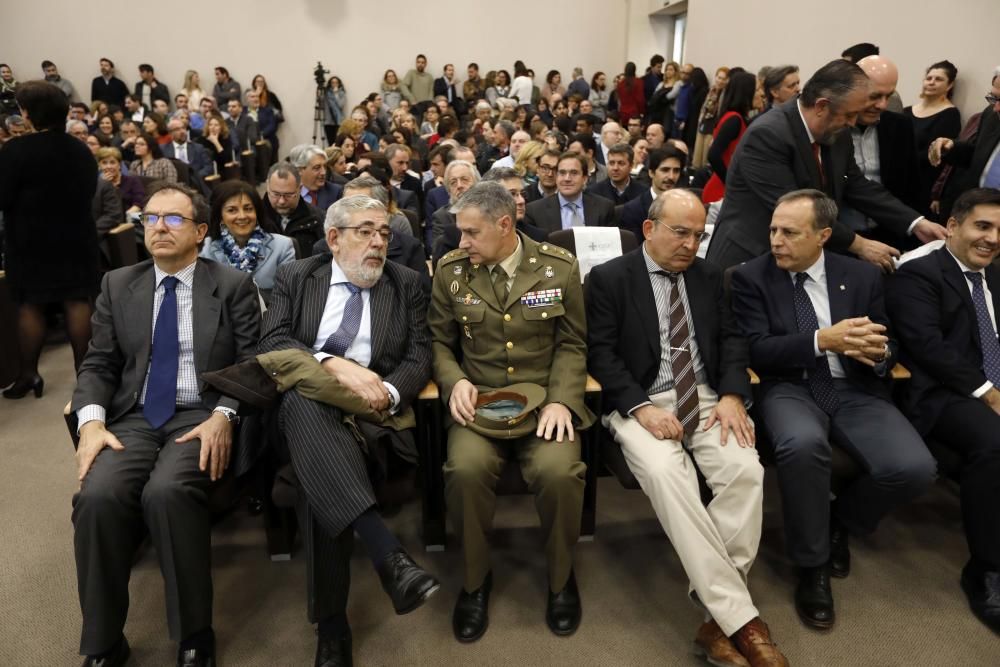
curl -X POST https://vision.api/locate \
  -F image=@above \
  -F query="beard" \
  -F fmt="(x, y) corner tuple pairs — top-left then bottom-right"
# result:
(340, 249), (387, 288)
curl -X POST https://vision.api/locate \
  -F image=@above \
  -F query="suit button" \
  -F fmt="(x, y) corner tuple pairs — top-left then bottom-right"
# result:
(462, 316), (468, 322)
(508, 366), (514, 374)
(541, 312), (548, 319)
(503, 314), (511, 322)
(506, 341), (514, 350)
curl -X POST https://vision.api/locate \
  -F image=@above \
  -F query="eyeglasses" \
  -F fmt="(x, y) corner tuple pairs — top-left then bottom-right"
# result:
(657, 222), (711, 243)
(986, 93), (1000, 105)
(268, 190), (298, 200)
(340, 225), (393, 242)
(141, 212), (197, 227)
(537, 163), (557, 173)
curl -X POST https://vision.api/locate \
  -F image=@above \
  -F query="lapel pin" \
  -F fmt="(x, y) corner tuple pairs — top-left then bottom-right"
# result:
(544, 265), (555, 278)
(839, 284), (846, 290)
(450, 280), (459, 295)
(529, 257), (537, 264)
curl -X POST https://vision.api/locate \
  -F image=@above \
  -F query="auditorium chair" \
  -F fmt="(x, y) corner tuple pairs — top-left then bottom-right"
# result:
(103, 222), (139, 270)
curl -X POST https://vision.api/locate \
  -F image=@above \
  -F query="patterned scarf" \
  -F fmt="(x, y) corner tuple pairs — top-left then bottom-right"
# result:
(220, 225), (267, 274)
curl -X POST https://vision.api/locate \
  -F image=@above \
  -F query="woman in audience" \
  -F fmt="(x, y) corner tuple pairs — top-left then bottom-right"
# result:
(250, 74), (283, 121)
(629, 135), (650, 182)
(616, 61), (646, 125)
(0, 82), (99, 398)
(536, 97), (553, 127)
(96, 146), (144, 213)
(179, 69), (205, 111)
(702, 71), (758, 204)
(196, 111), (240, 175)
(544, 70), (566, 101)
(486, 70), (512, 109)
(129, 132), (178, 182)
(201, 180), (294, 304)
(142, 111), (171, 145)
(905, 60), (962, 220)
(693, 66), (730, 169)
(325, 146), (350, 185)
(589, 71), (610, 120)
(0, 63), (18, 115)
(420, 104), (439, 137)
(323, 75), (347, 147)
(381, 69), (402, 111)
(94, 113), (118, 144)
(350, 106), (380, 148)
(365, 92), (390, 135)
(337, 119), (372, 154)
(85, 133), (107, 156)
(513, 140), (546, 186)
(87, 101), (107, 130)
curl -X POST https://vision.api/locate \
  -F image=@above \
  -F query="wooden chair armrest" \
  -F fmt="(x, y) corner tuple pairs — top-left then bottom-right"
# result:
(747, 368), (760, 385)
(585, 374), (601, 393)
(418, 380), (440, 401)
(890, 363), (911, 380)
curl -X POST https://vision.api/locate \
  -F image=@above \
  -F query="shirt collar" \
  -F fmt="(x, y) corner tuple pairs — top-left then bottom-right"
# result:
(153, 260), (197, 289)
(790, 251), (826, 284)
(650, 186), (660, 201)
(557, 192), (583, 208)
(641, 243), (675, 276)
(946, 246), (985, 278)
(329, 256), (356, 287)
(796, 100), (817, 145)
(490, 235), (522, 276)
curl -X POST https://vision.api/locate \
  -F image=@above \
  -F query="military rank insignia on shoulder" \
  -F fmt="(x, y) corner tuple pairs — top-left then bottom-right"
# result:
(538, 243), (575, 263)
(440, 248), (468, 264)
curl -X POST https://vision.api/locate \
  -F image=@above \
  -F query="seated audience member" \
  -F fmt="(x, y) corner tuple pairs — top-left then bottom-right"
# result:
(524, 148), (561, 204)
(492, 129), (530, 170)
(123, 94), (146, 123)
(477, 119), (513, 176)
(422, 143), (449, 190)
(162, 118), (213, 182)
(71, 182), (259, 667)
(201, 180), (295, 304)
(427, 181), (592, 641)
(886, 188), (1000, 633)
(485, 70), (513, 110)
(261, 161), (325, 258)
(325, 146), (350, 185)
(512, 139), (546, 185)
(424, 145), (475, 219)
(258, 194), (439, 666)
(94, 113), (118, 145)
(142, 111), (171, 146)
(586, 143), (645, 205)
(65, 126), (122, 242)
(113, 120), (140, 164)
(85, 133), (109, 156)
(387, 143), (422, 203)
(619, 145), (686, 240)
(702, 71), (759, 204)
(730, 189), (936, 630)
(706, 60), (946, 272)
(523, 151), (615, 234)
(597, 121), (625, 164)
(433, 166), (547, 264)
(226, 98), (260, 153)
(97, 146), (145, 214)
(430, 159), (480, 250)
(129, 132), (178, 182)
(245, 90), (278, 160)
(195, 111), (240, 175)
(342, 173), (414, 239)
(645, 122), (667, 150)
(67, 119), (90, 142)
(629, 135), (651, 182)
(587, 189), (788, 666)
(289, 143), (344, 212)
(567, 133), (607, 186)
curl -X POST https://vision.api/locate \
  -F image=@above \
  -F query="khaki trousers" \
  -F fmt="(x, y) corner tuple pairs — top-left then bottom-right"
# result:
(444, 424), (586, 593)
(692, 132), (713, 169)
(605, 384), (763, 636)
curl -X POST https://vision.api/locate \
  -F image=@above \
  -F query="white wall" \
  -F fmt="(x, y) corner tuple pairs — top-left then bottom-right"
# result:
(685, 0), (1000, 120)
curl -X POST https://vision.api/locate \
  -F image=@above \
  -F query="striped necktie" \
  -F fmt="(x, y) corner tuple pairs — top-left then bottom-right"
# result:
(660, 271), (699, 435)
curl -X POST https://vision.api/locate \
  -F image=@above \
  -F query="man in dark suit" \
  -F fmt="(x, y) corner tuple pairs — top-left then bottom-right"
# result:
(259, 195), (439, 666)
(619, 145), (686, 241)
(91, 57), (129, 109)
(587, 189), (788, 666)
(429, 159), (479, 252)
(523, 152), (616, 235)
(523, 148), (560, 204)
(731, 189), (936, 629)
(387, 143), (424, 211)
(225, 98), (260, 152)
(932, 69), (1000, 217)
(262, 162), (325, 258)
(162, 118), (213, 182)
(246, 90), (278, 161)
(586, 143), (647, 206)
(132, 63), (170, 112)
(289, 144), (343, 213)
(886, 187), (1000, 633)
(71, 183), (260, 667)
(433, 63), (463, 116)
(707, 60), (946, 272)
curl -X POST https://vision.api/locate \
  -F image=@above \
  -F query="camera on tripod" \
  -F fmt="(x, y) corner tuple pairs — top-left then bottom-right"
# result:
(314, 61), (329, 88)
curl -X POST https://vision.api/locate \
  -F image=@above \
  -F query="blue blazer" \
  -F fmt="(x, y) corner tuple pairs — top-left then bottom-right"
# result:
(161, 141), (214, 181)
(200, 231), (297, 300)
(301, 181), (344, 212)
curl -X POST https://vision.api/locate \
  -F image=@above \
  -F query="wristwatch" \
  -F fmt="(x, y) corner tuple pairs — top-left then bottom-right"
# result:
(213, 406), (240, 425)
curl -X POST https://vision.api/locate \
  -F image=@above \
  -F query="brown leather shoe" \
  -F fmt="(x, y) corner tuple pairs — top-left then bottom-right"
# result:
(693, 619), (751, 667)
(731, 618), (789, 667)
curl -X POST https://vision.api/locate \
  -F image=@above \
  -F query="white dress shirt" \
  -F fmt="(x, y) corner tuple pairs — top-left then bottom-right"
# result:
(172, 141), (189, 164)
(947, 248), (997, 398)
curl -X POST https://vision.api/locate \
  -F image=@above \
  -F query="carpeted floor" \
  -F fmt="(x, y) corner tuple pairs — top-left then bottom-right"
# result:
(1, 343), (998, 666)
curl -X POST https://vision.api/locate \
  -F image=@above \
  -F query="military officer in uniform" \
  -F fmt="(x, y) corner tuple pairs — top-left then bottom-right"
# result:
(428, 181), (594, 642)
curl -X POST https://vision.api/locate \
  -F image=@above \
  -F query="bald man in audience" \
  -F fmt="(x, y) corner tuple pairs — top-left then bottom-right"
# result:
(492, 129), (530, 170)
(646, 123), (667, 150)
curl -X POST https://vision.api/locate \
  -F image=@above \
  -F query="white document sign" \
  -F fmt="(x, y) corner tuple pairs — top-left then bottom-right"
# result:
(572, 227), (623, 281)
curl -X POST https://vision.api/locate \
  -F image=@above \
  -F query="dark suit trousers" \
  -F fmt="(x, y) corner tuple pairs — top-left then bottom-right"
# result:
(930, 395), (1000, 569)
(759, 381), (936, 567)
(72, 409), (213, 655)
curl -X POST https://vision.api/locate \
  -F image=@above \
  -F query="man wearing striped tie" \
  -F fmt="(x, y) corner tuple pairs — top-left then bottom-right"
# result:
(587, 189), (788, 667)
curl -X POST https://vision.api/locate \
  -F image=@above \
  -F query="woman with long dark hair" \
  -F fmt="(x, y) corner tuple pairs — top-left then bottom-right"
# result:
(324, 75), (347, 147)
(616, 62), (645, 126)
(702, 71), (759, 203)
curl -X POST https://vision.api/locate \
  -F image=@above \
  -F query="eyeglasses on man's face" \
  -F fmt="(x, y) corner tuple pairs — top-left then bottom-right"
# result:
(340, 225), (393, 243)
(141, 212), (196, 227)
(657, 221), (710, 243)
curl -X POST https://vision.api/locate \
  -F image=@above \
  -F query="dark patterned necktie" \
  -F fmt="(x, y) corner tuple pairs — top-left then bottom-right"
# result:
(662, 272), (699, 435)
(793, 272), (839, 414)
(964, 272), (1000, 386)
(321, 283), (363, 357)
(144, 276), (179, 429)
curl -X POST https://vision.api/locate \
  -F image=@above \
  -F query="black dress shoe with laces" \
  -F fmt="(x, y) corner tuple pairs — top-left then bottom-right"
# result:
(376, 548), (441, 615)
(453, 571), (492, 642)
(177, 646), (214, 667)
(81, 636), (130, 667)
(795, 565), (835, 630)
(546, 570), (581, 636)
(829, 518), (851, 578)
(315, 627), (353, 667)
(961, 561), (1000, 634)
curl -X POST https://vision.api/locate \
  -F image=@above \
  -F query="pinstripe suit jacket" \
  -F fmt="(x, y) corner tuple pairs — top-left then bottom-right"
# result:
(258, 254), (432, 409)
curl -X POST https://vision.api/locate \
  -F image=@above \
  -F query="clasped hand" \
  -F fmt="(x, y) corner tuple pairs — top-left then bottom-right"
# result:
(819, 316), (888, 367)
(322, 356), (390, 411)
(449, 379), (575, 442)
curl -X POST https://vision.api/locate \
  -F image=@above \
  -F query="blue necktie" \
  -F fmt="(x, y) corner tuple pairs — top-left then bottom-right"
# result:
(322, 283), (363, 357)
(983, 152), (1000, 189)
(793, 272), (839, 414)
(964, 272), (1000, 386)
(144, 276), (179, 429)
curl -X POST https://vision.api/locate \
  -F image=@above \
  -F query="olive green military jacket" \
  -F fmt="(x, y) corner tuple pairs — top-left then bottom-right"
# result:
(428, 232), (595, 429)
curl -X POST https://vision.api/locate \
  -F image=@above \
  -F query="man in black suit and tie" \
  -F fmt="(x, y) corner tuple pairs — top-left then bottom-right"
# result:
(259, 195), (439, 666)
(523, 152), (616, 235)
(587, 189), (789, 667)
(619, 145), (686, 241)
(707, 60), (946, 272)
(886, 187), (1000, 633)
(730, 189), (936, 629)
(71, 182), (260, 667)
(162, 118), (213, 182)
(585, 143), (646, 206)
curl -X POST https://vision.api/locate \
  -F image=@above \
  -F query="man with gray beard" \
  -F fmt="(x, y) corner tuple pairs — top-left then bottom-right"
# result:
(259, 195), (438, 666)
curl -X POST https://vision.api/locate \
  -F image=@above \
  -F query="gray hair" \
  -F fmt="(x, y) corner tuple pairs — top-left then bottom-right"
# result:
(993, 65), (1000, 85)
(482, 166), (520, 182)
(475, 100), (491, 111)
(443, 159), (480, 195)
(384, 143), (409, 161)
(324, 194), (387, 232)
(775, 188), (838, 230)
(495, 120), (516, 141)
(449, 181), (515, 223)
(764, 65), (799, 103)
(66, 119), (87, 133)
(800, 60), (869, 108)
(4, 115), (24, 130)
(344, 174), (389, 206)
(288, 143), (326, 168)
(267, 161), (302, 186)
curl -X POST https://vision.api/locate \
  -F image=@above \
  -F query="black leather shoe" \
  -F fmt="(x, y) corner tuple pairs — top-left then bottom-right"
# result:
(961, 561), (1000, 634)
(376, 549), (441, 615)
(200, 359), (277, 409)
(177, 646), (215, 667)
(795, 565), (835, 630)
(546, 570), (581, 636)
(81, 636), (130, 667)
(315, 627), (353, 667)
(829, 517), (851, 578)
(453, 571), (492, 642)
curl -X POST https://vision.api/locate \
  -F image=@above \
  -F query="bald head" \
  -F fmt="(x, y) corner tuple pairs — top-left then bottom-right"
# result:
(643, 188), (707, 272)
(658, 188), (705, 218)
(857, 55), (899, 124)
